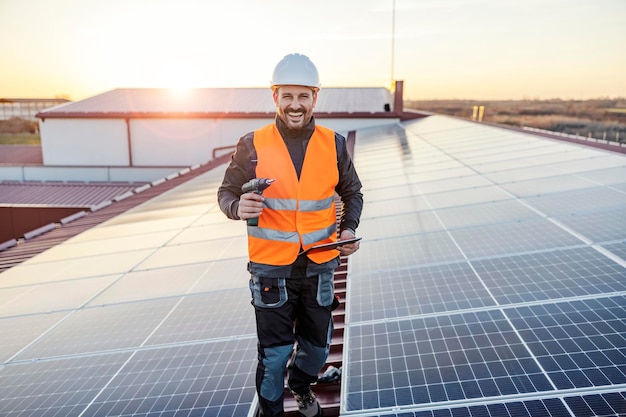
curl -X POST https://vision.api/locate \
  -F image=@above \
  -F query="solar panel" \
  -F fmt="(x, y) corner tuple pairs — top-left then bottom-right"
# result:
(146, 290), (256, 345)
(554, 208), (626, 243)
(434, 200), (539, 229)
(505, 296), (626, 389)
(603, 240), (626, 260)
(349, 262), (495, 322)
(362, 195), (430, 219)
(521, 186), (626, 216)
(79, 339), (257, 417)
(408, 175), (492, 194)
(0, 353), (135, 417)
(15, 297), (181, 360)
(472, 247), (626, 304)
(0, 274), (118, 316)
(350, 232), (465, 271)
(345, 310), (554, 412)
(449, 218), (584, 258)
(343, 116), (626, 416)
(413, 186), (513, 210)
(0, 340), (258, 417)
(1, 115), (625, 417)
(135, 236), (249, 269)
(499, 173), (601, 196)
(358, 211), (446, 239)
(375, 398), (572, 417)
(0, 311), (68, 362)
(565, 391), (626, 417)
(0, 166), (262, 417)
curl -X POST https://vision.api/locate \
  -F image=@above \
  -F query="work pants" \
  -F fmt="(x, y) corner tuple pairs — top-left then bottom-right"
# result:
(250, 272), (335, 417)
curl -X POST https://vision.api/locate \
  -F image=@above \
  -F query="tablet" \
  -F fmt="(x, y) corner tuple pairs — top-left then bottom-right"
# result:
(299, 237), (362, 255)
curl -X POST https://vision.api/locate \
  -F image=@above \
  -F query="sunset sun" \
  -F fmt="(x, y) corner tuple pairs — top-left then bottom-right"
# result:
(157, 63), (203, 91)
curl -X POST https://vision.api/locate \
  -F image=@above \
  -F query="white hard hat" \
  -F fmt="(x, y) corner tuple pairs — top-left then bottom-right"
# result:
(270, 53), (321, 90)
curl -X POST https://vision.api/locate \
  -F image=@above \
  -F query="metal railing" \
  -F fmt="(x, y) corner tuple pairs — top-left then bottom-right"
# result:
(522, 126), (625, 147)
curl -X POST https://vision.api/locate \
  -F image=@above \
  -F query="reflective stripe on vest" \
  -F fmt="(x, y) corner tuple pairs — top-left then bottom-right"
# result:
(248, 123), (339, 265)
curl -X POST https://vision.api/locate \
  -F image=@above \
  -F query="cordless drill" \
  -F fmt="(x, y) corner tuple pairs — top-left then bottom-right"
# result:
(241, 178), (275, 226)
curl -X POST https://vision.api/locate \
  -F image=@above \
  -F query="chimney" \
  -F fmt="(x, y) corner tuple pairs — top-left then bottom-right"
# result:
(393, 80), (404, 116)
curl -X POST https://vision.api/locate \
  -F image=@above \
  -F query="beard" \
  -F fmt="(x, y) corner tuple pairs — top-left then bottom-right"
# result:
(278, 107), (313, 131)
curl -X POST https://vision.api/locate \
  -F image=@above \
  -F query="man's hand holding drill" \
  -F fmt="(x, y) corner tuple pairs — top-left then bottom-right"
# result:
(237, 192), (265, 221)
(239, 178), (275, 225)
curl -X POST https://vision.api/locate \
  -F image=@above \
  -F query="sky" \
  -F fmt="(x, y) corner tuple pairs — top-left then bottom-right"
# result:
(1, 0), (625, 101)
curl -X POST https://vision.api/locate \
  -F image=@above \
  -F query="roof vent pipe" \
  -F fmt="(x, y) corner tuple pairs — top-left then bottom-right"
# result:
(393, 80), (404, 116)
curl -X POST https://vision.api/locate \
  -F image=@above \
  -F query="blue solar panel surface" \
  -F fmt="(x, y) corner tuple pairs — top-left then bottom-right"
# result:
(344, 117), (626, 417)
(0, 166), (259, 417)
(0, 115), (625, 417)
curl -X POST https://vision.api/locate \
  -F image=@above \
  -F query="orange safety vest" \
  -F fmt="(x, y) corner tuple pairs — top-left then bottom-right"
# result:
(248, 123), (339, 266)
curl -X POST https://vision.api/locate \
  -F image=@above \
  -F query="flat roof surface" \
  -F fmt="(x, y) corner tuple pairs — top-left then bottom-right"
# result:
(0, 181), (141, 207)
(0, 145), (43, 165)
(0, 116), (625, 417)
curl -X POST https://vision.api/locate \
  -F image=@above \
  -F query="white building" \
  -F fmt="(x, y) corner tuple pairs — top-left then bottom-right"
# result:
(25, 83), (413, 182)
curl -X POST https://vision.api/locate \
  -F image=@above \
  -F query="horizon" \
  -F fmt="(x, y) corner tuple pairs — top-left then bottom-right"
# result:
(4, 89), (626, 103)
(1, 0), (625, 102)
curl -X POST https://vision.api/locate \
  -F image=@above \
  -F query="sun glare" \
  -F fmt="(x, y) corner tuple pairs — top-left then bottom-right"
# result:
(158, 63), (203, 91)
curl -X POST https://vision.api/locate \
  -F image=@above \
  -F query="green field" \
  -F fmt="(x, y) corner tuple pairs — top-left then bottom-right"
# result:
(0, 134), (41, 145)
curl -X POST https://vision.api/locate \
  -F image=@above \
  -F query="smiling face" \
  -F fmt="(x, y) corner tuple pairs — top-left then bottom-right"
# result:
(273, 85), (318, 131)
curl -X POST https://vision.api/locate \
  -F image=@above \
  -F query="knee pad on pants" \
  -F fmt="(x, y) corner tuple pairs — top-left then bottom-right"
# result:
(294, 337), (329, 377)
(258, 344), (293, 401)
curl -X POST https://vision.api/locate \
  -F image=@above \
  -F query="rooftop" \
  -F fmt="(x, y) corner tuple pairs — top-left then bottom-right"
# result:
(0, 145), (42, 165)
(0, 115), (625, 417)
(37, 87), (395, 119)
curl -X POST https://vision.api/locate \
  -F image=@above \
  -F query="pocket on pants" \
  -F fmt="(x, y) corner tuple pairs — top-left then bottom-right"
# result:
(316, 271), (335, 307)
(250, 275), (287, 308)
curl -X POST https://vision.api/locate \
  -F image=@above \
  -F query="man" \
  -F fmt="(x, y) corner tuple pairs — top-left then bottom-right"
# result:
(217, 53), (363, 417)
